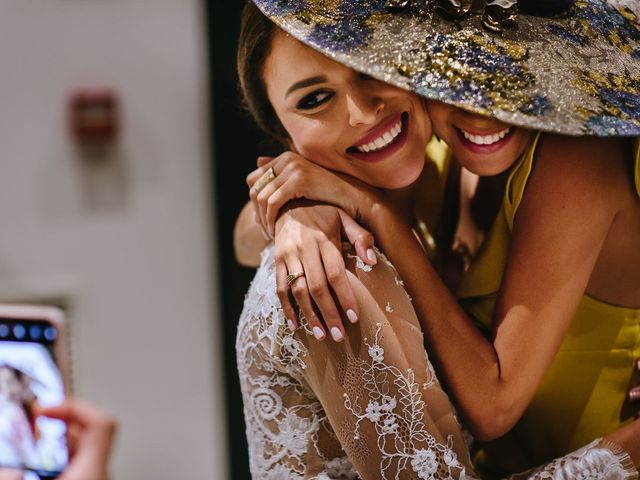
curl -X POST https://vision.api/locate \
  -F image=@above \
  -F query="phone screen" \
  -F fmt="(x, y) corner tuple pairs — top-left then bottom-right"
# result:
(0, 318), (68, 479)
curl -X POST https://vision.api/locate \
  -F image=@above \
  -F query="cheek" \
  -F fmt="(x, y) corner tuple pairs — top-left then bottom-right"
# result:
(425, 103), (451, 139)
(286, 125), (348, 173)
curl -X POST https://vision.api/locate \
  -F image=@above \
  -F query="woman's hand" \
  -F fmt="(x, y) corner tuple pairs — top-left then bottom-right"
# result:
(274, 202), (376, 342)
(247, 152), (382, 237)
(37, 399), (117, 480)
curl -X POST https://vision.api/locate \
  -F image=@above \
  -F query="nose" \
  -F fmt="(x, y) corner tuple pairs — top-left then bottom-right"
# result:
(346, 88), (384, 127)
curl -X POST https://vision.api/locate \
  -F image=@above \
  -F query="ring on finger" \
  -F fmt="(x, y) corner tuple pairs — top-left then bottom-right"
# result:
(286, 271), (305, 286)
(253, 167), (276, 193)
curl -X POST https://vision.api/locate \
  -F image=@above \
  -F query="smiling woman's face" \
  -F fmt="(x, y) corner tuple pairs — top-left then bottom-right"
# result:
(263, 32), (432, 190)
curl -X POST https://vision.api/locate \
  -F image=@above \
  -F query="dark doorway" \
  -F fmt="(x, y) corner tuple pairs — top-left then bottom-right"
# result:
(206, 2), (265, 478)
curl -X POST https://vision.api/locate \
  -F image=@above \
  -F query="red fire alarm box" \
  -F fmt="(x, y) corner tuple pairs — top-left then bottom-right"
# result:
(68, 88), (120, 146)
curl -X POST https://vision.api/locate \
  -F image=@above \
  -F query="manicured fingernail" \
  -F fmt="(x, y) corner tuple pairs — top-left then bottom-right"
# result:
(636, 359), (640, 371)
(330, 327), (344, 342)
(346, 309), (358, 324)
(313, 326), (325, 340)
(287, 320), (295, 331)
(366, 248), (377, 264)
(629, 389), (640, 402)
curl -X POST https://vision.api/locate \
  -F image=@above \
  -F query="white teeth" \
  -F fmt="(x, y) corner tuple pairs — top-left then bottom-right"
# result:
(355, 120), (403, 153)
(461, 127), (510, 146)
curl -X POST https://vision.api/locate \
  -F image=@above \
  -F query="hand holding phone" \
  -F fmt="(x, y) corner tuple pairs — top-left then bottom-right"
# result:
(37, 400), (116, 480)
(0, 305), (70, 479)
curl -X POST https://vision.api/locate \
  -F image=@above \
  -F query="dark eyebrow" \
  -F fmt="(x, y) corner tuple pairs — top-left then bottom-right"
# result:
(285, 75), (327, 97)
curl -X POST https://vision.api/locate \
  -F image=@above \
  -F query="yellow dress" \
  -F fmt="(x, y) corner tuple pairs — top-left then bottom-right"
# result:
(457, 134), (640, 475)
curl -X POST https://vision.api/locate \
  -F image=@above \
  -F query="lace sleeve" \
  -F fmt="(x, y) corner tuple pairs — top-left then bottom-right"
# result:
(237, 246), (638, 480)
(237, 245), (475, 479)
(509, 439), (637, 480)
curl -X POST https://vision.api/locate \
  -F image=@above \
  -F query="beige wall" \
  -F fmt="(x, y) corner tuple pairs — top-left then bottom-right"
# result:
(0, 1), (226, 478)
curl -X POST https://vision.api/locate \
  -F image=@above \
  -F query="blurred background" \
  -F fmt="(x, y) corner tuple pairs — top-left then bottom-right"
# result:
(0, 0), (260, 478)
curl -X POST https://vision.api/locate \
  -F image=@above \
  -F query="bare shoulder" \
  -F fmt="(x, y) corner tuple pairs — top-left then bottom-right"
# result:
(529, 134), (633, 208)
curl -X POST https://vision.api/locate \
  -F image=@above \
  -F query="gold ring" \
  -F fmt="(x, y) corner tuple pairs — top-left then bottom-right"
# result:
(286, 271), (305, 286)
(253, 167), (276, 193)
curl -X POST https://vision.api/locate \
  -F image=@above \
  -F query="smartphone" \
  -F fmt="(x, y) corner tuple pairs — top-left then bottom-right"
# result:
(0, 305), (71, 479)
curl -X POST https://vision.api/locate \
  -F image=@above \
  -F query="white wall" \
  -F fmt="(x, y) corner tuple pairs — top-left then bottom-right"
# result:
(0, 1), (226, 478)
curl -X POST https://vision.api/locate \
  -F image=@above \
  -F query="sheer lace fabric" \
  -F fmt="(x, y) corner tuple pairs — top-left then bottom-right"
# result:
(236, 245), (637, 480)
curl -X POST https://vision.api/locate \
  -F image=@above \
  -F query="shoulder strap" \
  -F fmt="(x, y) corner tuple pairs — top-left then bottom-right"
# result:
(503, 132), (543, 231)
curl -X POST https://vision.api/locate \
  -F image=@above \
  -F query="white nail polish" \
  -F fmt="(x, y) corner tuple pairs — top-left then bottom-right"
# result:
(313, 326), (325, 340)
(346, 309), (358, 323)
(287, 320), (295, 331)
(331, 327), (344, 342)
(366, 248), (377, 264)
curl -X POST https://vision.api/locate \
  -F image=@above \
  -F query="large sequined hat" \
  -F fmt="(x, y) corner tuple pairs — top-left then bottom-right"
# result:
(251, 0), (640, 136)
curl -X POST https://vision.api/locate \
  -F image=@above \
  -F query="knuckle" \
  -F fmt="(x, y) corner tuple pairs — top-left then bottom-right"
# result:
(308, 282), (325, 297)
(291, 283), (307, 297)
(326, 269), (343, 285)
(357, 231), (373, 243)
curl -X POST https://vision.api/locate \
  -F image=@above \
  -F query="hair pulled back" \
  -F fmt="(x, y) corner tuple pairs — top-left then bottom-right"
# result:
(237, 2), (287, 146)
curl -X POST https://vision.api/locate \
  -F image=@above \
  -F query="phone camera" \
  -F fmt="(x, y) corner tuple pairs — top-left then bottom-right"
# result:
(0, 324), (8, 338)
(30, 325), (42, 340)
(13, 323), (26, 339)
(44, 326), (57, 341)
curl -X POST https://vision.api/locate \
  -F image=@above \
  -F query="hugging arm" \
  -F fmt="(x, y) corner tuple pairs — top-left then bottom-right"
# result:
(237, 244), (639, 479)
(248, 138), (640, 447)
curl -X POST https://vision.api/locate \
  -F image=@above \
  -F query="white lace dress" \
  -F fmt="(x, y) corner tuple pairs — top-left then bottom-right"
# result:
(236, 245), (637, 480)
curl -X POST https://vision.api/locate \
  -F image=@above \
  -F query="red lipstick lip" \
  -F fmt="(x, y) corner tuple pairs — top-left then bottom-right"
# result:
(351, 113), (404, 149)
(455, 126), (515, 154)
(348, 113), (409, 163)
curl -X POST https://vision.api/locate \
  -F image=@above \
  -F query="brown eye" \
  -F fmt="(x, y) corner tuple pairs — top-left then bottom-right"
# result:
(296, 90), (334, 110)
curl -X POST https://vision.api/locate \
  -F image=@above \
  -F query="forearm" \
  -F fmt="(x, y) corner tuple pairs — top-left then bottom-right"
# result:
(364, 203), (527, 439)
(233, 201), (270, 267)
(299, 244), (474, 478)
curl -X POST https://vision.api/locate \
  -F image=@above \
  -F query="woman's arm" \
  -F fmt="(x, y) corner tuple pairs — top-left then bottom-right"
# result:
(248, 137), (633, 440)
(363, 136), (632, 439)
(238, 243), (640, 479)
(234, 201), (270, 267)
(237, 243), (475, 479)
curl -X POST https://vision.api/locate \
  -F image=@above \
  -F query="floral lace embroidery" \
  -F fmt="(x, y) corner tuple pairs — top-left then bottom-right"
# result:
(237, 245), (638, 480)
(343, 323), (467, 480)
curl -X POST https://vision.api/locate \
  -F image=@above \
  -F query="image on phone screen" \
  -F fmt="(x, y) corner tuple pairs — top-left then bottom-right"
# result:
(0, 319), (68, 479)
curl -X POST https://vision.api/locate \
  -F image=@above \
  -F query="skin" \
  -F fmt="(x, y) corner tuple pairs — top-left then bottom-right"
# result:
(240, 32), (640, 444)
(248, 30), (431, 341)
(0, 399), (116, 480)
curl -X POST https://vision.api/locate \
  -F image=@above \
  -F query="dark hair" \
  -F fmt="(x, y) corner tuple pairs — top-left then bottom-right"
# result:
(237, 2), (288, 146)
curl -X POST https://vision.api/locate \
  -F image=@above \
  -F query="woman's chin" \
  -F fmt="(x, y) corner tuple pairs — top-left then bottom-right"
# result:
(372, 164), (424, 190)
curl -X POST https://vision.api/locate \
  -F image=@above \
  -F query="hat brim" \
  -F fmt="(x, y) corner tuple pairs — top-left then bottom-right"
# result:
(253, 0), (640, 137)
